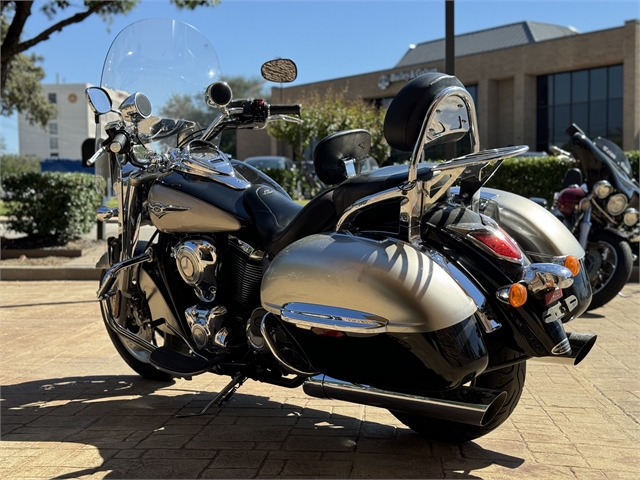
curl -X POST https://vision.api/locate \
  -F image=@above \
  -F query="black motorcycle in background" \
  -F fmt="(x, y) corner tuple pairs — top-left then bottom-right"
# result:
(550, 124), (639, 310)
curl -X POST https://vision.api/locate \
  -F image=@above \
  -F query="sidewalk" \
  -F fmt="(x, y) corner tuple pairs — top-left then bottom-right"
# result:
(1, 281), (638, 479)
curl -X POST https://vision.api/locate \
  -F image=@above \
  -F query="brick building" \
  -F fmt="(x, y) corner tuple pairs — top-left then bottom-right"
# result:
(237, 19), (639, 161)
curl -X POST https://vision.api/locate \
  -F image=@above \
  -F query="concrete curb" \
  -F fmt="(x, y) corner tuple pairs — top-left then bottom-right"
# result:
(0, 266), (102, 281)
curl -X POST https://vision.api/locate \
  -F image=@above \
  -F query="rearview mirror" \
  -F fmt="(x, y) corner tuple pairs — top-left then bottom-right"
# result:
(85, 87), (112, 115)
(261, 59), (297, 83)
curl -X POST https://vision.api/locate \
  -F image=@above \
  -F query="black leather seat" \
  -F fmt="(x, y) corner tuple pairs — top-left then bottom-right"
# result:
(243, 163), (436, 255)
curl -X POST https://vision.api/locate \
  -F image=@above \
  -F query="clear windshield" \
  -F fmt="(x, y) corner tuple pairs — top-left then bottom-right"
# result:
(100, 18), (220, 119)
(95, 19), (221, 197)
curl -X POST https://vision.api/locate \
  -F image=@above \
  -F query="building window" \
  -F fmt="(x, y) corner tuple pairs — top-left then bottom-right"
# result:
(536, 64), (623, 151)
(49, 123), (58, 135)
(50, 152), (59, 158)
(50, 137), (58, 150)
(48, 92), (57, 104)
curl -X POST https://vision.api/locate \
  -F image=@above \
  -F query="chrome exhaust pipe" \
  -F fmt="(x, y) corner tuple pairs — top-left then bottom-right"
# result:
(532, 331), (597, 366)
(303, 375), (507, 427)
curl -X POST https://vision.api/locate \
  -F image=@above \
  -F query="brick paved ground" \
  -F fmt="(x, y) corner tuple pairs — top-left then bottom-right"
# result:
(1, 281), (638, 479)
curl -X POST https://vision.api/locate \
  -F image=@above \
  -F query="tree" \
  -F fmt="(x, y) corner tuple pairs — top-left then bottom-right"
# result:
(0, 0), (219, 126)
(267, 90), (391, 164)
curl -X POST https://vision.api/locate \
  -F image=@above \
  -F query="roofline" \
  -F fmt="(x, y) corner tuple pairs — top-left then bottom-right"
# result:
(409, 20), (578, 50)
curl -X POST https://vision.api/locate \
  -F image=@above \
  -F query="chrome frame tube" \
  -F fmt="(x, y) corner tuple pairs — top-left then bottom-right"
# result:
(97, 248), (154, 299)
(100, 297), (156, 353)
(304, 375), (507, 427)
(259, 314), (318, 377)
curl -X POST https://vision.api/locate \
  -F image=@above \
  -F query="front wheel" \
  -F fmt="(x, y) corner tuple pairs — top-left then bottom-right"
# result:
(585, 231), (633, 311)
(391, 349), (526, 442)
(100, 270), (174, 382)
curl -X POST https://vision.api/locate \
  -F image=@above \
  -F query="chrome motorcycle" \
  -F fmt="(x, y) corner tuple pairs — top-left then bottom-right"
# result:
(86, 19), (595, 442)
(549, 124), (638, 311)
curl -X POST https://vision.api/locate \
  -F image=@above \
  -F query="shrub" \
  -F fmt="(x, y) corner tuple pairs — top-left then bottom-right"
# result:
(1, 172), (102, 244)
(486, 152), (638, 205)
(1, 154), (41, 180)
(485, 156), (573, 205)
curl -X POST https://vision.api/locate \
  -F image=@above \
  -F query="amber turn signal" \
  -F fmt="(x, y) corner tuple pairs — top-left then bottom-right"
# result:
(509, 283), (528, 307)
(564, 255), (580, 276)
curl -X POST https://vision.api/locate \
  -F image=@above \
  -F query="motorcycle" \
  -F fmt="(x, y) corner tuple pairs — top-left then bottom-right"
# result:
(548, 124), (638, 311)
(85, 19), (595, 443)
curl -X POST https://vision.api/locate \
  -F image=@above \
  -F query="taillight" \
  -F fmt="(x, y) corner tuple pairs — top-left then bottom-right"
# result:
(469, 227), (523, 263)
(557, 187), (586, 217)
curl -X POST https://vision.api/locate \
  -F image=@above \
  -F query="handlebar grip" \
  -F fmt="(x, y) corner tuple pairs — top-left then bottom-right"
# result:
(269, 104), (301, 116)
(109, 132), (129, 153)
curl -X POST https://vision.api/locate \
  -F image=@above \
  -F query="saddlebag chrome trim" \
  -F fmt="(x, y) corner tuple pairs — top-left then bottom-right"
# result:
(303, 375), (507, 427)
(280, 303), (388, 334)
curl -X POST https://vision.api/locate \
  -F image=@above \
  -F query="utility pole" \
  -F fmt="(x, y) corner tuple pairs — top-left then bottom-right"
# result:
(445, 0), (456, 160)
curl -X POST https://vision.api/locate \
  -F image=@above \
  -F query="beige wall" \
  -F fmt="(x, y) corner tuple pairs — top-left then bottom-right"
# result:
(272, 21), (638, 154)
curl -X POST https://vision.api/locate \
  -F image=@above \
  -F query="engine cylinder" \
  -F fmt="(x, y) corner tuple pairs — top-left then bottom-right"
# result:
(173, 239), (218, 302)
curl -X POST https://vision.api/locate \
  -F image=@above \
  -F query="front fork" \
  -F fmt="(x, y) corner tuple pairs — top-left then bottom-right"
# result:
(577, 207), (592, 249)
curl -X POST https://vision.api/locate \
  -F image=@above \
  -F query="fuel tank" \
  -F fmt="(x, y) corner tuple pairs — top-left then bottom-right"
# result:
(261, 232), (477, 333)
(148, 184), (241, 233)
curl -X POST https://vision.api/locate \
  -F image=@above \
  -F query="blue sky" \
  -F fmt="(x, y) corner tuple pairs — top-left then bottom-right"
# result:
(1, 0), (638, 153)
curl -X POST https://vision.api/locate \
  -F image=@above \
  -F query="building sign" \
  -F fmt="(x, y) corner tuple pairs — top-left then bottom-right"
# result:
(378, 67), (439, 90)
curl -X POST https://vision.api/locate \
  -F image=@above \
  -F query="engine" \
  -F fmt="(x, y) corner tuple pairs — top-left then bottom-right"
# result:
(173, 236), (264, 352)
(173, 239), (218, 302)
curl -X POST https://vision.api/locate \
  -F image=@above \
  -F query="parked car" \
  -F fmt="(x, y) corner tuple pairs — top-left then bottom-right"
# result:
(244, 155), (293, 170)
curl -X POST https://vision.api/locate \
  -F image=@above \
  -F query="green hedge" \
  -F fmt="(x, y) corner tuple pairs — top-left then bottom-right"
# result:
(1, 172), (102, 244)
(260, 151), (639, 204)
(487, 151), (639, 205)
(260, 167), (322, 199)
(0, 154), (42, 180)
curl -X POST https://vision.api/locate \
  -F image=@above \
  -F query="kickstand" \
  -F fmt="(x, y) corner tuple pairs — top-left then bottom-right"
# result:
(178, 373), (247, 418)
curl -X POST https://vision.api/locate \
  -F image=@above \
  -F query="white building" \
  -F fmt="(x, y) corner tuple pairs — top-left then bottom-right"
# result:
(18, 83), (94, 160)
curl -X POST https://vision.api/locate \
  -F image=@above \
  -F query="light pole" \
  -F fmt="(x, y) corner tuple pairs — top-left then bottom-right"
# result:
(445, 0), (456, 160)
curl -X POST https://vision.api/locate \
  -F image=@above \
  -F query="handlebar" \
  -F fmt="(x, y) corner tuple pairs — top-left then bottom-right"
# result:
(109, 132), (129, 153)
(269, 104), (301, 116)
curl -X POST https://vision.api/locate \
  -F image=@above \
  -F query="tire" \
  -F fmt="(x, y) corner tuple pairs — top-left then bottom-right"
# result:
(585, 231), (633, 311)
(391, 349), (526, 442)
(100, 270), (174, 382)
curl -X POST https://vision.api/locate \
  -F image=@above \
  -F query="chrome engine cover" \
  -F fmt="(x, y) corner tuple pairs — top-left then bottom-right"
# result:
(185, 305), (227, 351)
(173, 239), (218, 302)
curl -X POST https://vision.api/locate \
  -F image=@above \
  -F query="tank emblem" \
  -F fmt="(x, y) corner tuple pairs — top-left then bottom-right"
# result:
(148, 202), (191, 218)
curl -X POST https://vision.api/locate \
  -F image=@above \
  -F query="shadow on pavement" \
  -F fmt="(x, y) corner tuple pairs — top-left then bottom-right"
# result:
(1, 376), (524, 479)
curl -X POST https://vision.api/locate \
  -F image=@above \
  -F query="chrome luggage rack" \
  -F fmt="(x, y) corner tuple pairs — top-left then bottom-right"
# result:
(336, 85), (528, 244)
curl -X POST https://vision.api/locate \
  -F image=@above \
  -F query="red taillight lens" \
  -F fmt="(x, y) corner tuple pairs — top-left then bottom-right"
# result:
(557, 187), (586, 217)
(470, 227), (523, 262)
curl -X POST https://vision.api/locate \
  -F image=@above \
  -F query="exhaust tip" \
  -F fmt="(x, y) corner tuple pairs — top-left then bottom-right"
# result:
(570, 332), (597, 366)
(479, 390), (507, 426)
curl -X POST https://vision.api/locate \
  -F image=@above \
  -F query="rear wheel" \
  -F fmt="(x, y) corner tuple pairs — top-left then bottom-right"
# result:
(585, 231), (633, 311)
(391, 349), (526, 442)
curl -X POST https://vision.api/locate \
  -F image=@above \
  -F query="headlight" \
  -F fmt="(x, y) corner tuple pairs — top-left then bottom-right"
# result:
(593, 180), (614, 199)
(606, 194), (628, 216)
(623, 208), (639, 227)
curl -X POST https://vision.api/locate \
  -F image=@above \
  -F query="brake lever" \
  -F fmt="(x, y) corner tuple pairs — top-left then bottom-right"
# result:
(268, 114), (302, 124)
